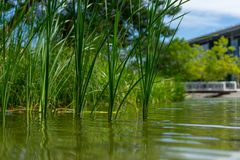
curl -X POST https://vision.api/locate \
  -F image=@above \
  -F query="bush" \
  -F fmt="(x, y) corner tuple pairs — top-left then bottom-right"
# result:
(151, 78), (185, 104)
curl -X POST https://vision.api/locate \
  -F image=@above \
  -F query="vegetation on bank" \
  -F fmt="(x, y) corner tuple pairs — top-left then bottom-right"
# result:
(1, 1), (239, 122)
(161, 37), (240, 81)
(0, 0), (188, 121)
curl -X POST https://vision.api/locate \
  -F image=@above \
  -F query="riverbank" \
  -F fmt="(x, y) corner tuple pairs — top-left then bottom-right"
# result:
(186, 91), (240, 99)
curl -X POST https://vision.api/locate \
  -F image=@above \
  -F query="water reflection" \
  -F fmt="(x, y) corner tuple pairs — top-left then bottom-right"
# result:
(40, 117), (50, 160)
(0, 98), (239, 160)
(1, 114), (6, 159)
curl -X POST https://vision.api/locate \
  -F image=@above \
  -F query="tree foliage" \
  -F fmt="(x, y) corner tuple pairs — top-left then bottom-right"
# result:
(2, 0), (182, 42)
(202, 37), (240, 80)
(161, 37), (240, 81)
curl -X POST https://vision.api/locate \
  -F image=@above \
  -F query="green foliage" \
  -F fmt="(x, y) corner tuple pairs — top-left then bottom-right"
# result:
(202, 37), (240, 80)
(163, 37), (240, 81)
(0, 0), (188, 122)
(152, 78), (185, 104)
(3, 0), (183, 45)
(135, 0), (187, 120)
(159, 38), (197, 78)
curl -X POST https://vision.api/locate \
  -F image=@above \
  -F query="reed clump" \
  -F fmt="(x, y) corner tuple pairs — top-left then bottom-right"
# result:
(0, 0), (187, 121)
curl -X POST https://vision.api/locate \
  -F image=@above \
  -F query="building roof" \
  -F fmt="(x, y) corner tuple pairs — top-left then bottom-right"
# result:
(189, 24), (240, 44)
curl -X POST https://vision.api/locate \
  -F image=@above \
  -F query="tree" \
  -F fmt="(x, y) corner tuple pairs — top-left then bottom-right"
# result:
(202, 37), (240, 81)
(161, 37), (240, 81)
(2, 0), (182, 43)
(159, 38), (201, 79)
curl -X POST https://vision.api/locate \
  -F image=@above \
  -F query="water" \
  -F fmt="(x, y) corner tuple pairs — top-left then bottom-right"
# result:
(0, 98), (240, 160)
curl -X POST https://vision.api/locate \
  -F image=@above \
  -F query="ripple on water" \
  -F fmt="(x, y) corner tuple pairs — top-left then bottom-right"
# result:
(0, 98), (240, 160)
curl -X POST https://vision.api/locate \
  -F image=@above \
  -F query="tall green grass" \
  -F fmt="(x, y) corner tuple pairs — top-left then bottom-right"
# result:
(98, 1), (144, 121)
(0, 2), (28, 122)
(107, 10), (121, 121)
(73, 0), (107, 117)
(39, 0), (72, 117)
(0, 0), (7, 122)
(73, 0), (86, 116)
(0, 0), (187, 122)
(136, 0), (188, 120)
(40, 0), (54, 117)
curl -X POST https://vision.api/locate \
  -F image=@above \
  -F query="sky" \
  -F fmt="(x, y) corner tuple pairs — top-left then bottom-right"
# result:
(176, 0), (240, 40)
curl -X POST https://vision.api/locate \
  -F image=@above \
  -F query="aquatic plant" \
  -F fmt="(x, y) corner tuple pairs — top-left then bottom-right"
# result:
(40, 0), (54, 118)
(0, 0), (188, 122)
(136, 0), (188, 120)
(73, 0), (107, 117)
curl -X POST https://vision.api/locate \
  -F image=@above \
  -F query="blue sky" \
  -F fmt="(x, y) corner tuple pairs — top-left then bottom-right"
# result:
(176, 0), (240, 40)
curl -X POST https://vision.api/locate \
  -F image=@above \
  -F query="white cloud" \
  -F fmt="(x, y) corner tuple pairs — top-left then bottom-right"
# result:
(179, 0), (240, 29)
(182, 13), (222, 28)
(174, 0), (240, 39)
(183, 0), (240, 18)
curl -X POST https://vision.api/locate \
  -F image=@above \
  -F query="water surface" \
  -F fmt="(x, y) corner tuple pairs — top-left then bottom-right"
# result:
(0, 98), (240, 160)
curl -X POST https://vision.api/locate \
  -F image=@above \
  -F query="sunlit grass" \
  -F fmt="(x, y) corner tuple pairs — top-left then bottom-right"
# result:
(137, 0), (188, 120)
(0, 0), (187, 122)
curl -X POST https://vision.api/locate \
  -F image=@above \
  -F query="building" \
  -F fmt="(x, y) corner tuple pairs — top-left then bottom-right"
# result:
(189, 24), (240, 57)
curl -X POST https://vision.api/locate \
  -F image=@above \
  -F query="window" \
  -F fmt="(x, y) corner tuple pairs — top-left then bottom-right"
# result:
(201, 43), (209, 50)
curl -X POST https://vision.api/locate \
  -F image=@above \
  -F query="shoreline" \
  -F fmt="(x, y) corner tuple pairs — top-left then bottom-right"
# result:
(186, 92), (240, 99)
